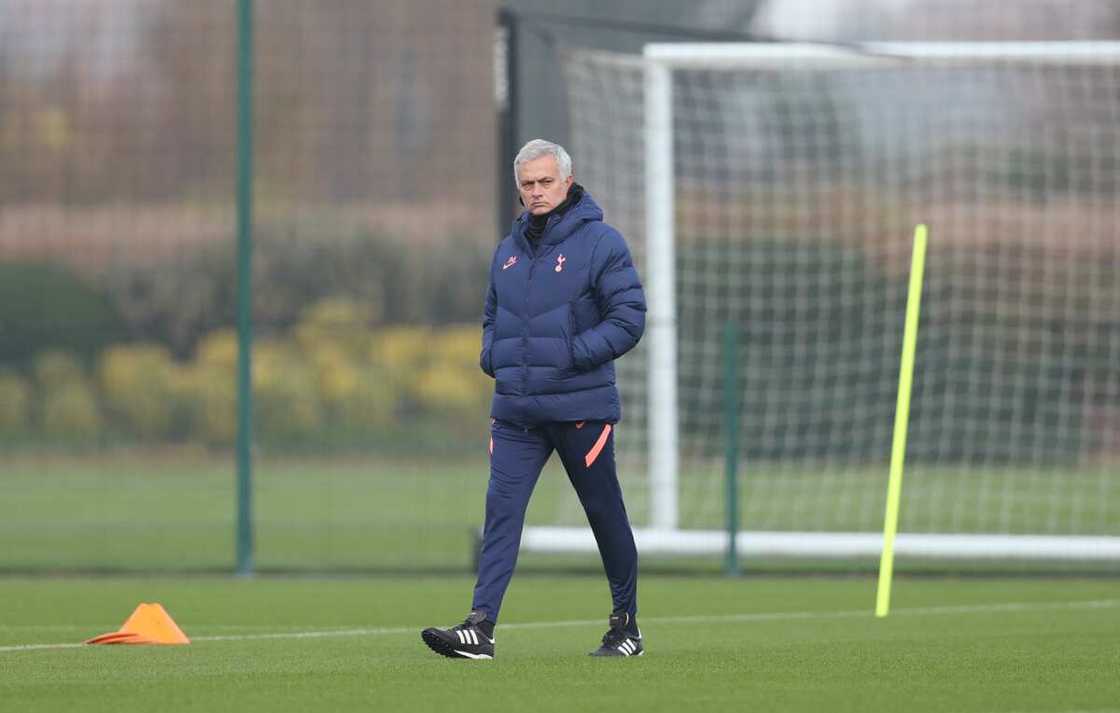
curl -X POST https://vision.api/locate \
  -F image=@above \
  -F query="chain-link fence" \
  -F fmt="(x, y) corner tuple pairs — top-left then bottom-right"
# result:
(3, 0), (1118, 574)
(1, 0), (508, 572)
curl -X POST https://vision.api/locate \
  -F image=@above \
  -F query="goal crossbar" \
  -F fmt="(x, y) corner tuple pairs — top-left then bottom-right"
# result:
(644, 41), (1120, 67)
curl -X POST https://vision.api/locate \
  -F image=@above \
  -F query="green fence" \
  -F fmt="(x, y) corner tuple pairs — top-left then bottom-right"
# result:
(0, 0), (521, 573)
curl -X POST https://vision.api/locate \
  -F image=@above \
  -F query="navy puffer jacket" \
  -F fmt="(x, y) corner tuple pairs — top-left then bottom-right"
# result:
(480, 187), (646, 426)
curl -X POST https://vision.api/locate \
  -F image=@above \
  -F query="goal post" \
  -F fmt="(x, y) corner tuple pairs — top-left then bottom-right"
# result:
(644, 54), (678, 533)
(518, 41), (1120, 567)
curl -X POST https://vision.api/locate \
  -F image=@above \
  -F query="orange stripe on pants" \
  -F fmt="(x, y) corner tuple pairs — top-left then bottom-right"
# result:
(584, 424), (612, 468)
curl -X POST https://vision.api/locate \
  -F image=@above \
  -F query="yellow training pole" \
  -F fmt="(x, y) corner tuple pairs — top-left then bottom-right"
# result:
(876, 224), (928, 618)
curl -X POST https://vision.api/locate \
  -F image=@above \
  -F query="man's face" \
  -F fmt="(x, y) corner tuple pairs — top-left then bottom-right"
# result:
(516, 155), (573, 216)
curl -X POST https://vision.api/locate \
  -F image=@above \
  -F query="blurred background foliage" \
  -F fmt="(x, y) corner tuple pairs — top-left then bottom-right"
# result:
(0, 288), (490, 452)
(3, 0), (1116, 462)
(0, 0), (499, 455)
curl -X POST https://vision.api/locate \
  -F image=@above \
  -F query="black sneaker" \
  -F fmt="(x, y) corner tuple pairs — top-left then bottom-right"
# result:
(589, 612), (644, 657)
(421, 610), (495, 660)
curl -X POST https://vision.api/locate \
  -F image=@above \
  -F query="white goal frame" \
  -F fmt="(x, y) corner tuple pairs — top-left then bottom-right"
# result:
(520, 41), (1120, 564)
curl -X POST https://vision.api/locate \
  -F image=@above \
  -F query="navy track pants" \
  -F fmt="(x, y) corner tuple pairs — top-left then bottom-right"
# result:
(472, 419), (638, 623)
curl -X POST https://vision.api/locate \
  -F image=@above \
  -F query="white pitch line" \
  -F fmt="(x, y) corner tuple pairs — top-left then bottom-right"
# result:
(996, 710), (1120, 713)
(2, 598), (1117, 654)
(0, 642), (88, 653)
(195, 625), (415, 642)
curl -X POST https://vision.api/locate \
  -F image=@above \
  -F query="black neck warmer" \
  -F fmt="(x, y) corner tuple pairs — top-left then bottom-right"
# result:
(525, 183), (583, 243)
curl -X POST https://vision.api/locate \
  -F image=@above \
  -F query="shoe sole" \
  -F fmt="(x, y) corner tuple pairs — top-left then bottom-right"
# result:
(589, 651), (645, 657)
(421, 629), (494, 660)
(590, 646), (645, 657)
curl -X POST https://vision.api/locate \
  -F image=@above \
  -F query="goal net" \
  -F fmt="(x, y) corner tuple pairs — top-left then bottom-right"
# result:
(521, 42), (1120, 567)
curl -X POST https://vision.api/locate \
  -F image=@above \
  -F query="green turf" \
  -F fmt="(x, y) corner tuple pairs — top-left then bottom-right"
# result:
(2, 453), (1117, 572)
(0, 453), (496, 571)
(2, 575), (1118, 712)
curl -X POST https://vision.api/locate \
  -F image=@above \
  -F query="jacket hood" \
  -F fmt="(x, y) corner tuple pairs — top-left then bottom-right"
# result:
(512, 184), (603, 250)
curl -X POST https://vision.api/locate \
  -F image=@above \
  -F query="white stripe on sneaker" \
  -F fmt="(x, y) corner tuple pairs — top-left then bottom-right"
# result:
(468, 629), (478, 646)
(456, 630), (465, 645)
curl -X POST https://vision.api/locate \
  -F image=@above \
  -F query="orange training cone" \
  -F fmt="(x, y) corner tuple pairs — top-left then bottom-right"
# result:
(85, 603), (190, 645)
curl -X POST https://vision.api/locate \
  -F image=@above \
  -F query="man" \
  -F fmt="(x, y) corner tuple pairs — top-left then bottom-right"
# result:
(421, 139), (647, 659)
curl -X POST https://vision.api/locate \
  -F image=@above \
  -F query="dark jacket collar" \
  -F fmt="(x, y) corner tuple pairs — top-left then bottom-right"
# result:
(512, 183), (601, 253)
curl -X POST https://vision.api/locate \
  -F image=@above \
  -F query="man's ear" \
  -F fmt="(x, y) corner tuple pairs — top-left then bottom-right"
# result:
(518, 194), (525, 206)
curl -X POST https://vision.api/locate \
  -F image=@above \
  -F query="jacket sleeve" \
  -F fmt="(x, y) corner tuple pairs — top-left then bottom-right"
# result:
(571, 229), (647, 372)
(479, 248), (499, 378)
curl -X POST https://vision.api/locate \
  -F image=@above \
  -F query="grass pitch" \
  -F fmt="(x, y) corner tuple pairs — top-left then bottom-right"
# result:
(4, 453), (1117, 573)
(2, 575), (1118, 713)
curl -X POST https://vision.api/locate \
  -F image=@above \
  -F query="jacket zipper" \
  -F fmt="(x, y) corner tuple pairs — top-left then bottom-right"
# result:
(522, 256), (534, 395)
(520, 213), (560, 396)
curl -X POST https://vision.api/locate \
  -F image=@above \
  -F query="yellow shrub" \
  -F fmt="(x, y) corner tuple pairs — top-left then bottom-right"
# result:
(252, 339), (301, 391)
(413, 363), (490, 417)
(181, 330), (243, 444)
(294, 298), (377, 360)
(0, 370), (31, 433)
(300, 339), (398, 429)
(170, 323), (489, 443)
(255, 358), (324, 443)
(372, 325), (432, 369)
(307, 343), (361, 408)
(432, 324), (484, 368)
(174, 363), (236, 446)
(196, 329), (239, 372)
(98, 344), (177, 439)
(371, 326), (434, 397)
(371, 325), (489, 420)
(32, 350), (86, 388)
(333, 367), (397, 428)
(40, 379), (102, 440)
